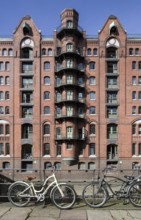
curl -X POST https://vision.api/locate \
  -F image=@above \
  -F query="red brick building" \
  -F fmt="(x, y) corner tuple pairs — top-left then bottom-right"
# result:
(0, 8), (141, 178)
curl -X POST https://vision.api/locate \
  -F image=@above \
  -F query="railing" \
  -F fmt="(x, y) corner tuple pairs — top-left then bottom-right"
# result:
(55, 81), (85, 88)
(55, 65), (84, 72)
(55, 46), (84, 56)
(55, 97), (85, 103)
(56, 24), (83, 34)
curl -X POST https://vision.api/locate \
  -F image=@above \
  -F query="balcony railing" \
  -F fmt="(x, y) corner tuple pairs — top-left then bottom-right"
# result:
(55, 97), (85, 103)
(55, 65), (84, 72)
(55, 81), (85, 88)
(55, 46), (84, 57)
(55, 114), (85, 119)
(55, 135), (86, 140)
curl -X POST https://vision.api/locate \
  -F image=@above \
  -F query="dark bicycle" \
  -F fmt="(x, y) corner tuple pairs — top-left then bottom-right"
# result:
(82, 166), (141, 208)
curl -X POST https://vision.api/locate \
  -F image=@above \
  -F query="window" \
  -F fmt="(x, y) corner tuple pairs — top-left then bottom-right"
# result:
(88, 162), (95, 170)
(89, 92), (95, 100)
(0, 76), (4, 85)
(54, 162), (61, 170)
(138, 77), (141, 85)
(89, 62), (95, 70)
(138, 92), (141, 100)
(107, 124), (118, 139)
(66, 20), (73, 28)
(44, 106), (50, 115)
(87, 48), (91, 55)
(5, 143), (10, 155)
(5, 106), (10, 114)
(89, 143), (95, 156)
(132, 76), (136, 85)
(89, 106), (96, 115)
(139, 62), (141, 70)
(66, 143), (72, 149)
(0, 62), (4, 71)
(0, 125), (4, 135)
(78, 62), (83, 70)
(44, 91), (50, 100)
(5, 62), (10, 71)
(132, 143), (136, 155)
(132, 61), (136, 70)
(5, 91), (10, 100)
(66, 43), (73, 52)
(90, 124), (95, 135)
(132, 91), (136, 100)
(43, 143), (50, 155)
(2, 49), (7, 56)
(44, 162), (52, 169)
(89, 77), (96, 85)
(0, 143), (4, 155)
(139, 125), (141, 135)
(139, 143), (141, 155)
(135, 48), (139, 56)
(0, 107), (4, 114)
(44, 124), (50, 135)
(3, 162), (10, 169)
(78, 162), (85, 170)
(139, 107), (141, 114)
(8, 49), (13, 56)
(48, 48), (52, 56)
(93, 48), (98, 56)
(6, 124), (10, 135)
(56, 144), (61, 156)
(132, 124), (136, 135)
(132, 106), (136, 115)
(44, 62), (50, 71)
(0, 91), (4, 100)
(44, 76), (50, 85)
(5, 76), (10, 85)
(129, 48), (133, 55)
(42, 48), (46, 56)
(66, 59), (73, 68)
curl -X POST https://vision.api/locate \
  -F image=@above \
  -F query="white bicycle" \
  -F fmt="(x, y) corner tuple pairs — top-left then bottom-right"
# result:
(8, 166), (76, 209)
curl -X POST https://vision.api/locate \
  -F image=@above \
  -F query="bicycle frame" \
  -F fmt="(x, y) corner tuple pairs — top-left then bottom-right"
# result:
(18, 172), (64, 200)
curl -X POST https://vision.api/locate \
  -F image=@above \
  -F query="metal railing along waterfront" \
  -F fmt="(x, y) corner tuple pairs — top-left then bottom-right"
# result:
(0, 168), (141, 198)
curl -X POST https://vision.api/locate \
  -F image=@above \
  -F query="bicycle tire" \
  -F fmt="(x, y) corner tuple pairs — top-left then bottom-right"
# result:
(8, 182), (32, 207)
(128, 181), (141, 207)
(51, 183), (76, 209)
(82, 182), (107, 208)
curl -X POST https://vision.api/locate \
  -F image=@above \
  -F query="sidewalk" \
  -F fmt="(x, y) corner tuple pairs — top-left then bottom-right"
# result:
(0, 200), (141, 220)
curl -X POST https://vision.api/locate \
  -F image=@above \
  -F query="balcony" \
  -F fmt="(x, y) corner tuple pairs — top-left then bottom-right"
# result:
(55, 81), (85, 89)
(55, 97), (85, 104)
(55, 46), (84, 58)
(56, 24), (83, 39)
(55, 64), (84, 73)
(107, 84), (118, 90)
(55, 113), (85, 120)
(55, 134), (86, 141)
(21, 83), (33, 90)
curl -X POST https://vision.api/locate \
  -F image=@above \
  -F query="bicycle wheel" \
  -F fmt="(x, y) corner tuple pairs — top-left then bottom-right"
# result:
(128, 181), (141, 207)
(8, 182), (32, 207)
(82, 182), (107, 208)
(51, 183), (76, 209)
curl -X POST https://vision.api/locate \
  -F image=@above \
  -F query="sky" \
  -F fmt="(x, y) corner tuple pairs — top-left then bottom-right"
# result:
(1, 0), (141, 36)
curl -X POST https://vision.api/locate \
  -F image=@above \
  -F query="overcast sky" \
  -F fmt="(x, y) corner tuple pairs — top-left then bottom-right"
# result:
(1, 0), (141, 36)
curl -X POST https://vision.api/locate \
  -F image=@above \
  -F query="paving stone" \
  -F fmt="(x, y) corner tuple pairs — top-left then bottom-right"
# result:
(60, 210), (87, 220)
(0, 207), (32, 220)
(30, 205), (60, 218)
(110, 210), (133, 220)
(87, 210), (113, 220)
(128, 210), (141, 219)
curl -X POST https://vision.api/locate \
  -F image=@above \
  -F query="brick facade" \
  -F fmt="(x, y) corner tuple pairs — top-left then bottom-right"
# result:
(0, 9), (141, 179)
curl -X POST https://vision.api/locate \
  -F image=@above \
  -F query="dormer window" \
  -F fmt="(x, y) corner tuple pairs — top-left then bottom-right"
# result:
(109, 21), (118, 36)
(23, 23), (32, 35)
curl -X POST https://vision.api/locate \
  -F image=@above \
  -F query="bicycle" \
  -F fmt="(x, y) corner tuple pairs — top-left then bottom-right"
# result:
(8, 166), (76, 209)
(82, 166), (141, 208)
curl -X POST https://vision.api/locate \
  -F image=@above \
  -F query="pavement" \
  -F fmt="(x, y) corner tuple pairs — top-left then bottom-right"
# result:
(0, 200), (141, 220)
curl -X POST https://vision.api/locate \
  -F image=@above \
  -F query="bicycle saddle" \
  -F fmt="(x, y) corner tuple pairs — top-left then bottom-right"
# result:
(26, 176), (36, 181)
(124, 175), (135, 180)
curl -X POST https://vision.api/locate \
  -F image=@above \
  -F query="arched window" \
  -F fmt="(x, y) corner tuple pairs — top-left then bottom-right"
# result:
(5, 106), (10, 115)
(48, 48), (52, 56)
(89, 106), (96, 115)
(44, 106), (50, 115)
(44, 76), (50, 85)
(0, 76), (4, 85)
(2, 49), (7, 56)
(54, 162), (61, 170)
(5, 91), (10, 100)
(42, 48), (46, 56)
(89, 92), (95, 100)
(44, 162), (52, 169)
(43, 143), (50, 155)
(3, 162), (10, 169)
(44, 91), (50, 100)
(44, 61), (50, 70)
(66, 43), (73, 52)
(5, 62), (10, 71)
(87, 48), (91, 55)
(89, 62), (95, 70)
(44, 124), (50, 135)
(8, 49), (13, 56)
(78, 162), (85, 170)
(89, 77), (96, 85)
(129, 48), (133, 55)
(89, 124), (96, 135)
(135, 48), (139, 56)
(93, 48), (98, 56)
(5, 76), (10, 85)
